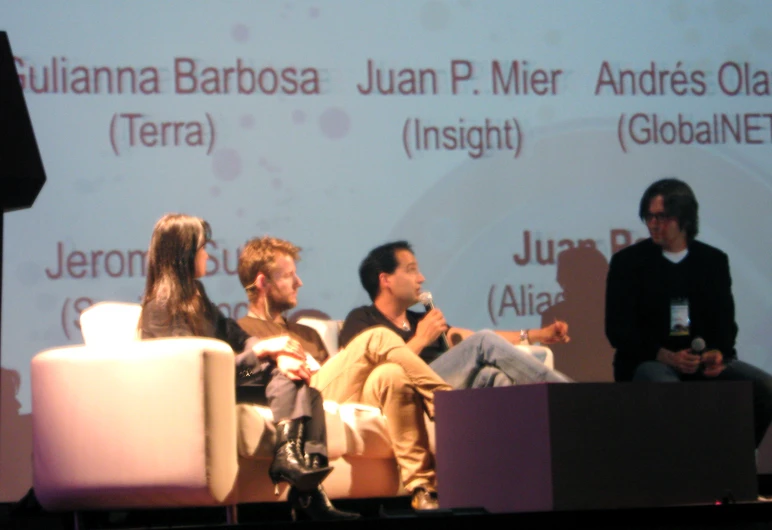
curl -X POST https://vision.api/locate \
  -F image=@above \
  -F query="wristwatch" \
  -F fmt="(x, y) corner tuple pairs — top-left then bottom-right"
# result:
(519, 329), (530, 345)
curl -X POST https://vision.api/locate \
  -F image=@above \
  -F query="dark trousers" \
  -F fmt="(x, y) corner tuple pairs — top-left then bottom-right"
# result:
(237, 369), (328, 456)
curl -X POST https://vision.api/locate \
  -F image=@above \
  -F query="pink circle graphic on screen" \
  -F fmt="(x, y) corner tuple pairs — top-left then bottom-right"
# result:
(240, 114), (255, 129)
(212, 148), (243, 181)
(420, 1), (451, 31)
(319, 107), (350, 139)
(309, 6), (320, 19)
(271, 177), (283, 190)
(236, 207), (245, 218)
(210, 186), (221, 197)
(231, 24), (250, 43)
(292, 109), (307, 125)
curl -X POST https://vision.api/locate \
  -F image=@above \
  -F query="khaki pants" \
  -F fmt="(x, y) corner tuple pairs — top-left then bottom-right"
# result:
(311, 327), (451, 492)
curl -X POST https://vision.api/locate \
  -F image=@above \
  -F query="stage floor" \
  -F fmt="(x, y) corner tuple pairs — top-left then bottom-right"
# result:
(4, 494), (772, 530)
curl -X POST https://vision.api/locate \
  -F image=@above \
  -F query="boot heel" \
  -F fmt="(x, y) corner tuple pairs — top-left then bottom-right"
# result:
(269, 464), (332, 492)
(269, 469), (284, 489)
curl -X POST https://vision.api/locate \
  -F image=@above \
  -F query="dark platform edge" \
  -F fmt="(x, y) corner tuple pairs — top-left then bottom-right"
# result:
(3, 482), (772, 530)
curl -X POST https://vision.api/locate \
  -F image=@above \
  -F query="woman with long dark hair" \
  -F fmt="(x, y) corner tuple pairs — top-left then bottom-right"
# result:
(139, 213), (358, 521)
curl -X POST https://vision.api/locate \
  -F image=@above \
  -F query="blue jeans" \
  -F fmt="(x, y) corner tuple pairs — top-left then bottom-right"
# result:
(634, 359), (772, 446)
(428, 330), (572, 389)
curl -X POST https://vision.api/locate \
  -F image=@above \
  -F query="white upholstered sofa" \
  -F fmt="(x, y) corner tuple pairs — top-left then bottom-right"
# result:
(30, 301), (554, 517)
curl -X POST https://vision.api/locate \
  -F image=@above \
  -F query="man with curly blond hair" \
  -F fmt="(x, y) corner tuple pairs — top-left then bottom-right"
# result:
(236, 236), (450, 510)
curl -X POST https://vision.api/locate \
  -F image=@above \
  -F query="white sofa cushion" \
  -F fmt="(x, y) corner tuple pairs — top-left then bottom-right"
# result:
(296, 317), (341, 356)
(79, 301), (142, 346)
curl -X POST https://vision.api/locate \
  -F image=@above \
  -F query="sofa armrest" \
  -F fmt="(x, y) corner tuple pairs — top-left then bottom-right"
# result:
(31, 337), (238, 510)
(296, 317), (341, 356)
(516, 344), (554, 370)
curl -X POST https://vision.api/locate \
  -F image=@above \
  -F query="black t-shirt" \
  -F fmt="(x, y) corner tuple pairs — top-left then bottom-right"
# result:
(339, 305), (446, 364)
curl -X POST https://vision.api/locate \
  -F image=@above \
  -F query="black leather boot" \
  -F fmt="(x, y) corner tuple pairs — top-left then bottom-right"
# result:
(288, 485), (361, 521)
(287, 453), (360, 521)
(268, 419), (332, 495)
(304, 452), (329, 470)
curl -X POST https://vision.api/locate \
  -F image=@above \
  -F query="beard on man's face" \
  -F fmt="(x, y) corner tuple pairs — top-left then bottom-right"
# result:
(268, 292), (297, 314)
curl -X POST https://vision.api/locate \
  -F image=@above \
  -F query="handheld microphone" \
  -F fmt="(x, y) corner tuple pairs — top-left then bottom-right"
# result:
(691, 336), (706, 373)
(418, 291), (450, 352)
(691, 337), (706, 355)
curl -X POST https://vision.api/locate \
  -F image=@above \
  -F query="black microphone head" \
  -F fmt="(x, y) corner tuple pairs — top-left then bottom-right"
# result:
(418, 291), (434, 310)
(691, 337), (706, 353)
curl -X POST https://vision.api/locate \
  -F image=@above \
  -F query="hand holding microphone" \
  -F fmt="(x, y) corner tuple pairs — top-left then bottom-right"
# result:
(666, 337), (707, 375)
(690, 337), (706, 356)
(691, 336), (725, 377)
(418, 291), (450, 352)
(659, 342), (701, 374)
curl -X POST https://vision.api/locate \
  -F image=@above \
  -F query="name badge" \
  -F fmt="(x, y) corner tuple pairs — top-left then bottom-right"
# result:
(670, 298), (690, 336)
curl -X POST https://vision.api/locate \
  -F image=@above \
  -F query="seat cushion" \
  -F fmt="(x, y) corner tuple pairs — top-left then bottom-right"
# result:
(236, 402), (399, 461)
(80, 301), (142, 346)
(296, 317), (341, 356)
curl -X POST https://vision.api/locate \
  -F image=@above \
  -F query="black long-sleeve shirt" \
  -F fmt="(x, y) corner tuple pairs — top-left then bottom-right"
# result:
(605, 238), (737, 381)
(139, 281), (267, 385)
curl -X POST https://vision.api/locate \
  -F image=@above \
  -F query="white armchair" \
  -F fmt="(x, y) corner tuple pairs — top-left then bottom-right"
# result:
(32, 336), (239, 510)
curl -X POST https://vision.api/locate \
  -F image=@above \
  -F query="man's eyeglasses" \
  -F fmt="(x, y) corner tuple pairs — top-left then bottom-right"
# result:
(643, 212), (672, 224)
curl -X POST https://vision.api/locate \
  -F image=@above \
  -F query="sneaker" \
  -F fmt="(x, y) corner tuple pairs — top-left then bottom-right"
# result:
(411, 487), (439, 510)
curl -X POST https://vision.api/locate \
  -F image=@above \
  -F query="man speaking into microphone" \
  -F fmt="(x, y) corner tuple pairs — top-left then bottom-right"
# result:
(340, 241), (572, 390)
(337, 240), (571, 508)
(605, 178), (772, 446)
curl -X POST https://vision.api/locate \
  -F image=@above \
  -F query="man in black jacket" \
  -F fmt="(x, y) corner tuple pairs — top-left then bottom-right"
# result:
(605, 178), (772, 446)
